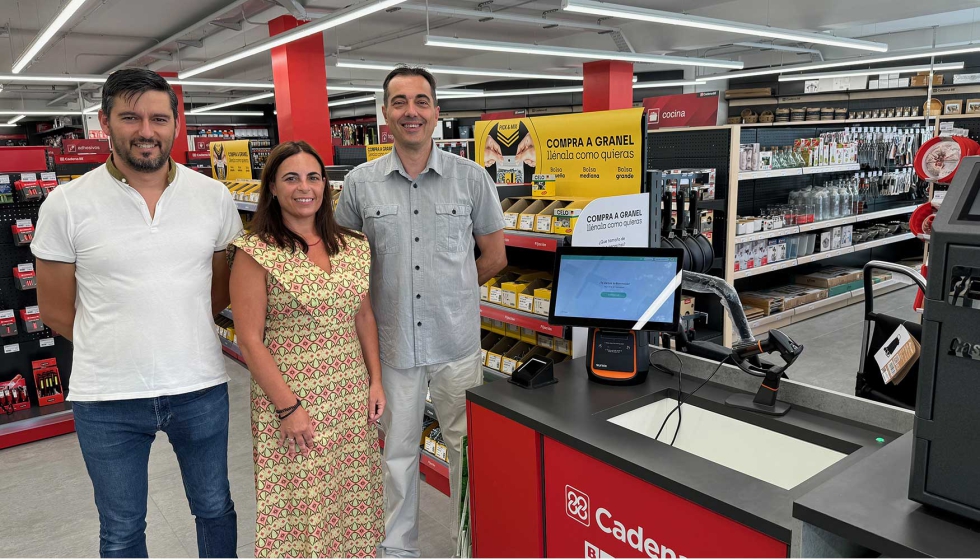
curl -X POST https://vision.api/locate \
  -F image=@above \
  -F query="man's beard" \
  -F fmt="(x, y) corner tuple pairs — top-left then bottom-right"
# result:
(111, 133), (173, 172)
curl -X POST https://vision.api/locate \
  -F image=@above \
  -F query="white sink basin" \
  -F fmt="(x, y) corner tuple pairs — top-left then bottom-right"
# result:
(608, 398), (847, 490)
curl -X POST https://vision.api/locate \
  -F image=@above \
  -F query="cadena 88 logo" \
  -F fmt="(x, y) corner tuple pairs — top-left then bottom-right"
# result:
(566, 485), (590, 527)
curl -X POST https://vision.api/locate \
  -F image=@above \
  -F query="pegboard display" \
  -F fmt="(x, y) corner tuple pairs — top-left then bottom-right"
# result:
(0, 171), (74, 423)
(334, 146), (367, 166)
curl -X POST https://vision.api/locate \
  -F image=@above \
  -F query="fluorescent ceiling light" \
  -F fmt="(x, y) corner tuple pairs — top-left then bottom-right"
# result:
(188, 92), (275, 114)
(328, 95), (376, 107)
(7, 115), (25, 124)
(185, 111), (265, 117)
(441, 86), (584, 98)
(329, 85), (383, 93)
(12, 0), (89, 73)
(633, 79), (706, 89)
(699, 44), (980, 82)
(336, 59), (586, 81)
(169, 79), (274, 89)
(561, 0), (888, 53)
(0, 110), (82, 116)
(0, 73), (105, 83)
(0, 124), (21, 127)
(733, 42), (823, 55)
(179, 0), (408, 78)
(424, 35), (743, 70)
(82, 104), (100, 114)
(779, 62), (964, 81)
(328, 84), (484, 97)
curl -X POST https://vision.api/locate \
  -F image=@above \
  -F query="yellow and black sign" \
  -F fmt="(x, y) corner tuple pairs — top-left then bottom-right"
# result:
(475, 108), (644, 198)
(366, 143), (394, 161)
(210, 140), (252, 181)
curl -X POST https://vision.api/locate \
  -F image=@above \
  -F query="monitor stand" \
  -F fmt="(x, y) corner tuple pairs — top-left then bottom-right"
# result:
(586, 328), (650, 385)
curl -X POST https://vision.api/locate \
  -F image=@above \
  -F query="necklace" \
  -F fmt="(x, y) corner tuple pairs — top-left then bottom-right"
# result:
(305, 237), (322, 248)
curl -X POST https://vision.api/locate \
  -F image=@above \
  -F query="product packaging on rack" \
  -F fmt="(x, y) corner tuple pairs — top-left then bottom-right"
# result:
(0, 375), (31, 412)
(480, 332), (503, 365)
(11, 219), (34, 246)
(0, 309), (17, 337)
(531, 174), (556, 198)
(14, 174), (44, 202)
(533, 284), (553, 316)
(13, 263), (36, 290)
(39, 172), (58, 196)
(32, 358), (64, 406)
(553, 201), (589, 235)
(19, 306), (43, 333)
(0, 178), (12, 204)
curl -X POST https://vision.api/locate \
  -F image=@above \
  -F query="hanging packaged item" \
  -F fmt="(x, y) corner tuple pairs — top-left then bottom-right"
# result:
(0, 375), (31, 413)
(11, 219), (34, 246)
(14, 173), (44, 201)
(20, 306), (44, 333)
(0, 309), (17, 337)
(0, 176), (12, 204)
(13, 263), (36, 290)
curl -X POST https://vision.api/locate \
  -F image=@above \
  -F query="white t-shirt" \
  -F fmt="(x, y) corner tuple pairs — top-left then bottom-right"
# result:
(31, 162), (243, 401)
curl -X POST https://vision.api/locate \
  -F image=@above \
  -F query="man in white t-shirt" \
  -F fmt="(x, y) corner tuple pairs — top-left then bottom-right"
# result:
(32, 69), (243, 558)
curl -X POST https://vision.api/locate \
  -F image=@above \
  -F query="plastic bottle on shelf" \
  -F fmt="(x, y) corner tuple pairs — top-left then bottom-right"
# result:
(830, 184), (841, 219)
(840, 182), (852, 217)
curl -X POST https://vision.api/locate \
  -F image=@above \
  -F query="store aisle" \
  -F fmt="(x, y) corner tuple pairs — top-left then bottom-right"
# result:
(782, 285), (919, 395)
(0, 357), (455, 558)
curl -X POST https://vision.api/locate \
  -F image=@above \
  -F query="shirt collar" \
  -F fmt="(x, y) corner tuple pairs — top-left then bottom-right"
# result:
(107, 154), (178, 185)
(385, 141), (444, 180)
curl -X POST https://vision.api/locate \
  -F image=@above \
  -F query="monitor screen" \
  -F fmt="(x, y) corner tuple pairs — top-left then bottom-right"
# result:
(548, 246), (684, 331)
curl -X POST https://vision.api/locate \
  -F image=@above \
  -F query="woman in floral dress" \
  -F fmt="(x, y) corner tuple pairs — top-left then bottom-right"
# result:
(229, 141), (385, 557)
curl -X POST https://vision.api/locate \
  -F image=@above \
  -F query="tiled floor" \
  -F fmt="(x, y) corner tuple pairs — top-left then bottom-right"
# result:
(0, 287), (920, 557)
(0, 357), (455, 558)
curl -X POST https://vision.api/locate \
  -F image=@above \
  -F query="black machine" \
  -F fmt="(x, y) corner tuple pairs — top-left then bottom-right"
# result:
(549, 246), (684, 385)
(909, 156), (980, 522)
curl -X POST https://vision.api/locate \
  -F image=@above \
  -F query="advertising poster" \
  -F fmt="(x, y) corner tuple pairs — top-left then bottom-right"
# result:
(475, 108), (645, 198)
(210, 139), (251, 181)
(571, 193), (650, 248)
(643, 91), (719, 130)
(366, 143), (393, 161)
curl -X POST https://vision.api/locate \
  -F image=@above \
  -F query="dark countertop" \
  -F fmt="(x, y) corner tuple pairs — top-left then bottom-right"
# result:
(794, 432), (980, 557)
(467, 357), (901, 544)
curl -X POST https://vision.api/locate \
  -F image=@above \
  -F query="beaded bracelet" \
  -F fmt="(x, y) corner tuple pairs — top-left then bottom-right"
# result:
(276, 398), (302, 420)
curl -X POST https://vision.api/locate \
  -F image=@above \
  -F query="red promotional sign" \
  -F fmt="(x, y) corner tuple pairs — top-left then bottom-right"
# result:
(55, 154), (109, 165)
(543, 438), (788, 558)
(63, 139), (110, 155)
(643, 91), (719, 130)
(186, 150), (212, 160)
(378, 125), (394, 144)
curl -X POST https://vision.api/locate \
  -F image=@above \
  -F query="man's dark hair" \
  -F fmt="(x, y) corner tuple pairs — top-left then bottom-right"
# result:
(382, 65), (437, 106)
(101, 68), (179, 119)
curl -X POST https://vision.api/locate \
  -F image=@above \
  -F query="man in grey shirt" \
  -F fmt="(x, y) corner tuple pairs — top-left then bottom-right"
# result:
(335, 66), (507, 557)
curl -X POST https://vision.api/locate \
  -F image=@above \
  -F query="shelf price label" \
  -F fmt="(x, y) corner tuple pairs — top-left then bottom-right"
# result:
(39, 338), (55, 348)
(4, 344), (20, 354)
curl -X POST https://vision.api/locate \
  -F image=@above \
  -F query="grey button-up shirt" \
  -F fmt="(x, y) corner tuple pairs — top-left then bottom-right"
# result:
(335, 143), (505, 369)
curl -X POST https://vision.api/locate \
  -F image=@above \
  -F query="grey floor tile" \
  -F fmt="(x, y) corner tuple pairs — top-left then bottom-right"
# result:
(419, 510), (454, 558)
(238, 542), (256, 558)
(419, 478), (453, 529)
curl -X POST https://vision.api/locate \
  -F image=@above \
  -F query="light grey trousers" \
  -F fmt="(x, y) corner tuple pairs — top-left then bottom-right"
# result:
(379, 350), (483, 558)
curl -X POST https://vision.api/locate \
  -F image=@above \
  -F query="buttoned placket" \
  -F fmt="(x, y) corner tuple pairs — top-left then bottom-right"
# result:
(409, 174), (425, 364)
(112, 175), (173, 233)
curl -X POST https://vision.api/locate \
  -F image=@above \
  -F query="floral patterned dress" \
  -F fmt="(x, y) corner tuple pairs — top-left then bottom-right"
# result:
(231, 233), (384, 558)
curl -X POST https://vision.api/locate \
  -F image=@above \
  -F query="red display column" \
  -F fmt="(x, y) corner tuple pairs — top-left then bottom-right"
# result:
(582, 60), (634, 113)
(268, 15), (333, 163)
(157, 71), (188, 164)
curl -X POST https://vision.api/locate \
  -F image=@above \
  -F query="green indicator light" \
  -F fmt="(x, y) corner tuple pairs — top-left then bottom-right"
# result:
(876, 437), (885, 444)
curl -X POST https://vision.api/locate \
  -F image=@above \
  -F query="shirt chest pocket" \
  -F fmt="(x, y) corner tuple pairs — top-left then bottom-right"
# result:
(364, 204), (399, 255)
(435, 203), (472, 253)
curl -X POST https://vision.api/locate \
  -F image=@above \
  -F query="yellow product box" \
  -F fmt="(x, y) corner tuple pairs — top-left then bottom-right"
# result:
(500, 281), (531, 308)
(501, 342), (533, 375)
(554, 337), (571, 355)
(420, 422), (438, 447)
(480, 332), (503, 365)
(488, 272), (520, 304)
(485, 338), (516, 371)
(481, 316), (492, 330)
(553, 200), (590, 235)
(531, 174), (556, 198)
(424, 435), (438, 455)
(536, 333), (555, 350)
(490, 319), (507, 336)
(535, 200), (568, 233)
(505, 321), (521, 340)
(480, 277), (498, 301)
(520, 327), (538, 345)
(518, 279), (551, 313)
(503, 198), (531, 230)
(519, 200), (548, 231)
(533, 285), (553, 316)
(435, 441), (448, 462)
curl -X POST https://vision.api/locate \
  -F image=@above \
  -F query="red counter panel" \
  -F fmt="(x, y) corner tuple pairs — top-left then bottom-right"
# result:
(543, 438), (788, 558)
(467, 403), (545, 558)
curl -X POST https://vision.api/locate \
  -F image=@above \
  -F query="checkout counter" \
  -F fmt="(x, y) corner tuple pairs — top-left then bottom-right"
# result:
(464, 160), (980, 557)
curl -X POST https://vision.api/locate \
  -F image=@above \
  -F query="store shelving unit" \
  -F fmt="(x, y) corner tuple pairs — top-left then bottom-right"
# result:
(502, 230), (569, 251)
(479, 302), (569, 338)
(650, 122), (924, 347)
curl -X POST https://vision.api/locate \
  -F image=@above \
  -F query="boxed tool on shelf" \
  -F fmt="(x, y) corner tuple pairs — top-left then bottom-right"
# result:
(740, 285), (829, 316)
(32, 358), (64, 406)
(0, 375), (31, 413)
(10, 219), (33, 246)
(0, 309), (17, 337)
(13, 263), (36, 290)
(19, 306), (43, 333)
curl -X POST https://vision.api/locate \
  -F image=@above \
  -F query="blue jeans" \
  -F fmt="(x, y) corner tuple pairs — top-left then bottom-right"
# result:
(73, 383), (238, 558)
